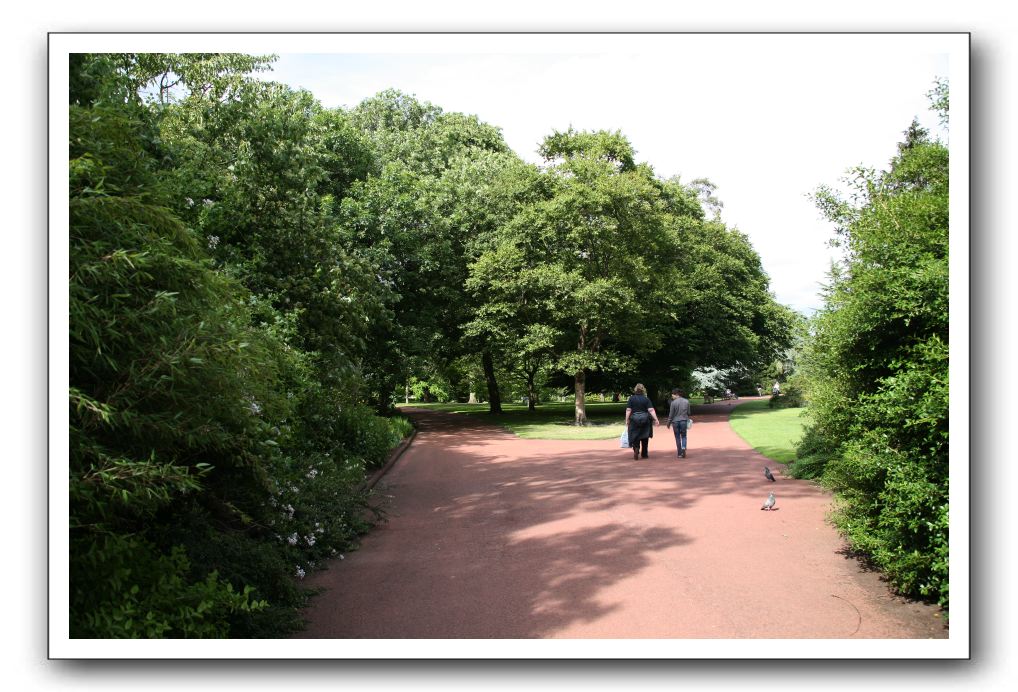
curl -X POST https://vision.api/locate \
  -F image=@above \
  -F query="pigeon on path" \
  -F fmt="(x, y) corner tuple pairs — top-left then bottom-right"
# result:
(764, 466), (775, 482)
(761, 492), (776, 510)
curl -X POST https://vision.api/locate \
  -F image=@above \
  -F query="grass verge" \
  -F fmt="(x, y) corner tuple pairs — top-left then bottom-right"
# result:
(728, 399), (805, 464)
(399, 400), (696, 440)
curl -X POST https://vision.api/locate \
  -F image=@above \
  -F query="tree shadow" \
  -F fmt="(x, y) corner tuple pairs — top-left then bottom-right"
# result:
(297, 407), (831, 638)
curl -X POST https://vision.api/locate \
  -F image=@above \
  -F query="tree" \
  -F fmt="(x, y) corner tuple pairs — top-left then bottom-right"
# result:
(633, 207), (796, 399)
(471, 129), (678, 424)
(157, 80), (387, 382)
(340, 91), (518, 412)
(797, 87), (950, 610)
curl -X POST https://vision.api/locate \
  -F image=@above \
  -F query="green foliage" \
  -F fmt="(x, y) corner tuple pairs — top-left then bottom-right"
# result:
(340, 91), (524, 411)
(71, 536), (266, 638)
(466, 128), (794, 423)
(797, 90), (949, 610)
(768, 380), (805, 408)
(156, 79), (387, 373)
(68, 54), (413, 639)
(468, 129), (676, 423)
(70, 53), (275, 108)
(319, 403), (409, 471)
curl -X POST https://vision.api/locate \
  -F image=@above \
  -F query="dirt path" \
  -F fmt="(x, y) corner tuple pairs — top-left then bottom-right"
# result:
(295, 398), (946, 639)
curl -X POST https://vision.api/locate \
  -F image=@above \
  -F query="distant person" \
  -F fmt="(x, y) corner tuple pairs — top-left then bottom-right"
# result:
(772, 381), (781, 396)
(625, 383), (659, 460)
(756, 385), (763, 397)
(665, 388), (691, 458)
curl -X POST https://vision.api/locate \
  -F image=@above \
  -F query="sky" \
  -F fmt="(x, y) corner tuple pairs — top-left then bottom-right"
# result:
(260, 35), (955, 315)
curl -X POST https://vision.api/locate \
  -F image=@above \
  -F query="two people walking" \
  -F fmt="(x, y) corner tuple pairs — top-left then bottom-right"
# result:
(625, 384), (690, 459)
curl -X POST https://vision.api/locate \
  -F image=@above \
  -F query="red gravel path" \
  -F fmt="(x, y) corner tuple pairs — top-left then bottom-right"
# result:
(295, 399), (946, 639)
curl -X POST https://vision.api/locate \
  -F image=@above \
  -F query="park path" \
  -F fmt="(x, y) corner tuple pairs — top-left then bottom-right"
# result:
(295, 398), (946, 639)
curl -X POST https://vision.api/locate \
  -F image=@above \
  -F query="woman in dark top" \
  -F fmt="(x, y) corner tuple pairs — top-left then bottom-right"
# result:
(625, 383), (660, 459)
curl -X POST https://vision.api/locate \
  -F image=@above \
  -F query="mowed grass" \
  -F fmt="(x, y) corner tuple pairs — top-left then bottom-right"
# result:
(399, 400), (701, 440)
(728, 399), (806, 464)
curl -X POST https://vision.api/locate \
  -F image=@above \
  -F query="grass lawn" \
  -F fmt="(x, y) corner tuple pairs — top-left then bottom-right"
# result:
(399, 399), (703, 440)
(728, 399), (806, 464)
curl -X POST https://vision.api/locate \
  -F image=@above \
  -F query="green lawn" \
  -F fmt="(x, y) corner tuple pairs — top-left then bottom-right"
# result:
(399, 400), (702, 440)
(727, 399), (806, 464)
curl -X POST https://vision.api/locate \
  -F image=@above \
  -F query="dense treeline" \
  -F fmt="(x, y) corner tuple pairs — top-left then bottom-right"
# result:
(68, 53), (793, 636)
(793, 82), (950, 612)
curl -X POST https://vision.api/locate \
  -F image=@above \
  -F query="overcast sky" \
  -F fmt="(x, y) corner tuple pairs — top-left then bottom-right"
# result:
(260, 35), (955, 315)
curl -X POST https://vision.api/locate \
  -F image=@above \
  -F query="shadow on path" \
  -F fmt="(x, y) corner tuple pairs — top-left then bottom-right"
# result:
(295, 402), (947, 639)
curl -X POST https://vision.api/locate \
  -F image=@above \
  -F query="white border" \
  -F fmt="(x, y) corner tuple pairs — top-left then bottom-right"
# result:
(50, 32), (970, 660)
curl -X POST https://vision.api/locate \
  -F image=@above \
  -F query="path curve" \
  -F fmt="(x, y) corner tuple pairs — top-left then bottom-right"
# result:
(295, 398), (945, 639)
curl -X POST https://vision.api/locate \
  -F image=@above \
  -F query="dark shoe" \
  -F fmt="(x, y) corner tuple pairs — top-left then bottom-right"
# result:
(641, 453), (649, 459)
(633, 449), (639, 460)
(680, 450), (686, 458)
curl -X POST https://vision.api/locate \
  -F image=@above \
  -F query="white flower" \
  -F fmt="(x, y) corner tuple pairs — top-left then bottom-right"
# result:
(287, 533), (298, 545)
(295, 566), (306, 579)
(306, 468), (319, 479)
(339, 554), (344, 561)
(207, 234), (220, 250)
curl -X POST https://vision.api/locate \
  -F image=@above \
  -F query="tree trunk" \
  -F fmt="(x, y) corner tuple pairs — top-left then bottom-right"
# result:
(574, 370), (587, 425)
(527, 369), (537, 412)
(405, 382), (410, 404)
(482, 350), (502, 414)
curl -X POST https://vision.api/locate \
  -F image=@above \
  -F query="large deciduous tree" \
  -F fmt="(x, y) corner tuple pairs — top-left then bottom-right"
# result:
(471, 129), (679, 424)
(340, 90), (520, 412)
(157, 80), (386, 381)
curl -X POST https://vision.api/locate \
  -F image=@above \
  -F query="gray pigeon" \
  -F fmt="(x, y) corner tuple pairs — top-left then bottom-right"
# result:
(761, 492), (776, 510)
(764, 466), (775, 482)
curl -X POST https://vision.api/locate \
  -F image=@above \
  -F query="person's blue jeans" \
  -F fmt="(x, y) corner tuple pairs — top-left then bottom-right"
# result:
(672, 420), (687, 455)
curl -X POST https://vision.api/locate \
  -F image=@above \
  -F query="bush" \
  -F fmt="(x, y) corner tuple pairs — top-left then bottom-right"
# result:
(787, 425), (839, 479)
(796, 107), (949, 611)
(71, 534), (266, 638)
(68, 97), (404, 638)
(768, 383), (804, 408)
